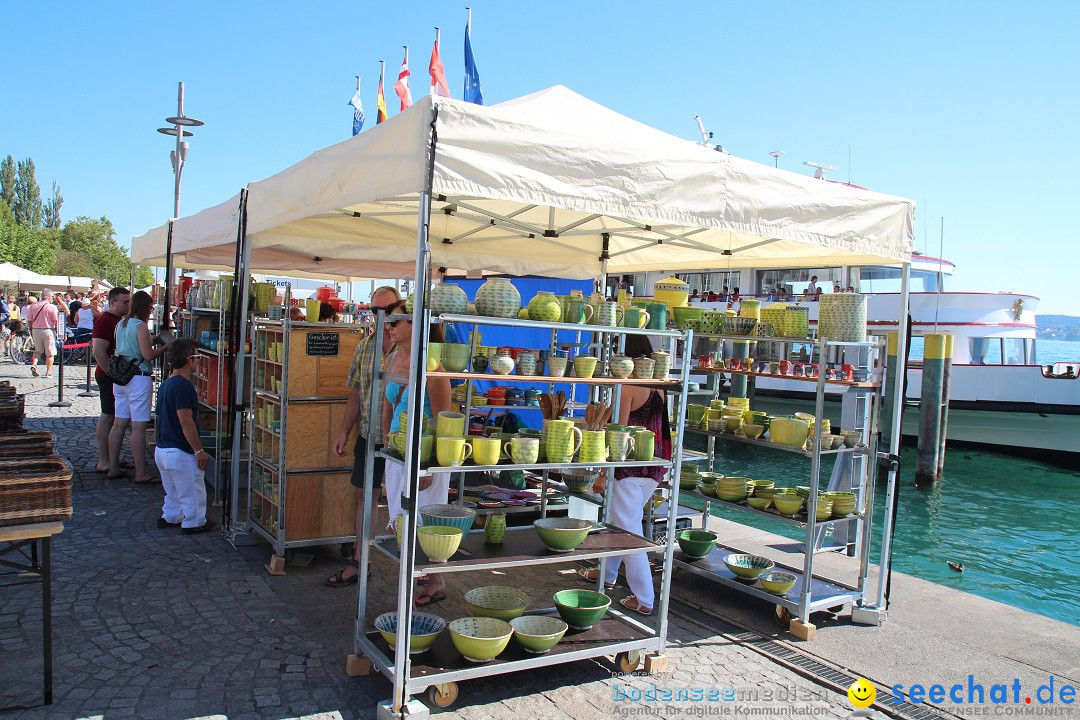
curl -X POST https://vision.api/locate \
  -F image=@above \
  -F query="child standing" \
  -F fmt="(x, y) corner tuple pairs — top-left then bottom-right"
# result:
(154, 338), (213, 533)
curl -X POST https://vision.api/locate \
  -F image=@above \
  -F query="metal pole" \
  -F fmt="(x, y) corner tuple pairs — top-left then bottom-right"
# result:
(229, 189), (255, 544)
(916, 334), (946, 485)
(49, 316), (71, 408)
(78, 336), (98, 397)
(876, 262), (909, 609)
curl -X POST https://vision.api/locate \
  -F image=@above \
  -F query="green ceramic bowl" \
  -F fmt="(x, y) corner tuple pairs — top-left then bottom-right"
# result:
(758, 571), (798, 595)
(677, 529), (718, 559)
(510, 615), (568, 654)
(553, 589), (611, 630)
(698, 472), (725, 483)
(698, 483), (718, 498)
(756, 486), (784, 499)
(533, 518), (594, 553)
(448, 617), (514, 662)
(795, 486), (812, 498)
(716, 492), (748, 503)
(678, 473), (702, 490)
(772, 494), (804, 516)
(722, 553), (775, 580)
(465, 586), (529, 621)
(747, 480), (775, 495)
(417, 525), (463, 562)
(747, 497), (772, 511)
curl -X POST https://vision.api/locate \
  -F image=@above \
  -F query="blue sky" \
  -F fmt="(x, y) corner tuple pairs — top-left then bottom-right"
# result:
(2, 1), (1076, 313)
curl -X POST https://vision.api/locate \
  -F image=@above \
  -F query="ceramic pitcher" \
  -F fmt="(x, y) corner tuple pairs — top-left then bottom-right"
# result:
(564, 297), (594, 324)
(579, 430), (608, 463)
(545, 419), (582, 464)
(646, 302), (668, 330)
(596, 301), (624, 327)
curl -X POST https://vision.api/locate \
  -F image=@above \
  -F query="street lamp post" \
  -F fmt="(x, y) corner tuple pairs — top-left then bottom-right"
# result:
(157, 81), (203, 331)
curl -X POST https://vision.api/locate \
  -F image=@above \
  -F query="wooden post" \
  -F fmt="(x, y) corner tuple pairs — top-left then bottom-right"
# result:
(936, 334), (953, 475)
(915, 334), (947, 485)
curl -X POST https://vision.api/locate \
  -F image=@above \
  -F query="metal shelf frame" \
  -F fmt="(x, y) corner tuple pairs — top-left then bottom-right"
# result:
(354, 292), (693, 714)
(672, 336), (885, 630)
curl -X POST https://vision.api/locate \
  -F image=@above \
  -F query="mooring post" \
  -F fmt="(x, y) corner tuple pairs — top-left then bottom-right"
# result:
(936, 333), (953, 475)
(880, 332), (899, 440)
(915, 334), (947, 485)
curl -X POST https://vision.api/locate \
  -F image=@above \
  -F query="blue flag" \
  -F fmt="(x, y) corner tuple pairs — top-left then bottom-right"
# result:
(464, 23), (483, 105)
(348, 91), (365, 136)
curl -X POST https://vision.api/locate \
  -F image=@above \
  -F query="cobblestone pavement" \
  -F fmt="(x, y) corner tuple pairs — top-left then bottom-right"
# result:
(0, 361), (885, 720)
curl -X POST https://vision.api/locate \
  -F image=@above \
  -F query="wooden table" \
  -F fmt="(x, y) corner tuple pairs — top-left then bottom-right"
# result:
(0, 521), (63, 708)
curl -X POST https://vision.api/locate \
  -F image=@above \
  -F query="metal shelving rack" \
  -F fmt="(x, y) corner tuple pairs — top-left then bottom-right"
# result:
(248, 316), (370, 572)
(672, 333), (885, 639)
(352, 309), (692, 716)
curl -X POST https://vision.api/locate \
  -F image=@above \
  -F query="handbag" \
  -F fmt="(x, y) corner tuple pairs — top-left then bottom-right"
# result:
(106, 353), (141, 386)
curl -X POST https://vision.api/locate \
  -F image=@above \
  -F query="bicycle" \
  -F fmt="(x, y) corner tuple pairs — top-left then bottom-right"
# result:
(8, 329), (85, 366)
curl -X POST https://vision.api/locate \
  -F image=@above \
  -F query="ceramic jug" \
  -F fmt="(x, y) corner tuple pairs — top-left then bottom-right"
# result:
(475, 278), (521, 318)
(596, 301), (624, 327)
(528, 291), (562, 322)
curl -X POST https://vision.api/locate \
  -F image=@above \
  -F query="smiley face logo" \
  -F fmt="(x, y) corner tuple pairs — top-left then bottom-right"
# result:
(848, 678), (876, 708)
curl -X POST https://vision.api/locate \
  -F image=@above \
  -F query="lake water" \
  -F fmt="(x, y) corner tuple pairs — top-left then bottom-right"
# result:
(1037, 338), (1080, 363)
(689, 439), (1080, 627)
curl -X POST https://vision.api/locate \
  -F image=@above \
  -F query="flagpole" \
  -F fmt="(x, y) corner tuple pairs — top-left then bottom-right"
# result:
(356, 75), (361, 93)
(431, 27), (440, 96)
(467, 6), (472, 32)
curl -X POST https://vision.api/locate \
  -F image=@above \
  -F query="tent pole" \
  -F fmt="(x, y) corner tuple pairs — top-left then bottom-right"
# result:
(876, 261), (910, 610)
(228, 188), (254, 545)
(163, 220), (174, 329)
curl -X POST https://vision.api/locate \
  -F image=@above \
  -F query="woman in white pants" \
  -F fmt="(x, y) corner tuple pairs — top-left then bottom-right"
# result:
(582, 337), (672, 615)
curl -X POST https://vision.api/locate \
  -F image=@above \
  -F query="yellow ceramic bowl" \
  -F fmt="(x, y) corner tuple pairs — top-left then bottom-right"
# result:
(769, 417), (810, 447)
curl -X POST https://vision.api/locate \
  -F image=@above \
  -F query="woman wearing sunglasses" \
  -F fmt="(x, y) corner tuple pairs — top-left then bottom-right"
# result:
(380, 299), (452, 606)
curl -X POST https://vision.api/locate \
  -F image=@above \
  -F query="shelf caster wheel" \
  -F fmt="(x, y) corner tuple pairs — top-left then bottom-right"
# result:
(615, 650), (642, 673)
(428, 682), (459, 710)
(774, 605), (791, 627)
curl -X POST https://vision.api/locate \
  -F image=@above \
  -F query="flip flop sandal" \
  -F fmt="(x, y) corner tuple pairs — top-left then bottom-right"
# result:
(325, 568), (360, 587)
(619, 596), (653, 616)
(414, 590), (447, 607)
(105, 471), (129, 481)
(576, 567), (617, 589)
(132, 476), (161, 485)
(119, 461), (136, 469)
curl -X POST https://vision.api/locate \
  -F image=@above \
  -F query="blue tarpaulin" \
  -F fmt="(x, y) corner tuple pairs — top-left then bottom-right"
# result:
(439, 277), (595, 430)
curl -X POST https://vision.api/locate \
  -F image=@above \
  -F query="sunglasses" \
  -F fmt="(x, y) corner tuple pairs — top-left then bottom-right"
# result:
(388, 318), (411, 327)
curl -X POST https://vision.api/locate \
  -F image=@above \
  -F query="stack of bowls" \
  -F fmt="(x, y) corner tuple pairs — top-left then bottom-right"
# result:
(825, 491), (857, 517)
(842, 430), (862, 447)
(746, 480), (775, 496)
(756, 485), (784, 500)
(814, 498), (834, 522)
(771, 492), (804, 516)
(464, 587), (530, 620)
(727, 397), (751, 411)
(420, 504), (477, 535)
(679, 468), (702, 490)
(715, 476), (749, 502)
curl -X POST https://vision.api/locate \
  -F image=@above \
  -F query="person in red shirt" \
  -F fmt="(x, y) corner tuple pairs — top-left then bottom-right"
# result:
(26, 289), (68, 379)
(92, 287), (131, 474)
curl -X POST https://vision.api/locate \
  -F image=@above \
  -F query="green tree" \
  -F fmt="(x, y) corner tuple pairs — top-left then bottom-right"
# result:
(14, 158), (42, 228)
(42, 181), (63, 229)
(0, 216), (55, 274)
(59, 215), (131, 283)
(0, 156), (14, 211)
(134, 265), (155, 288)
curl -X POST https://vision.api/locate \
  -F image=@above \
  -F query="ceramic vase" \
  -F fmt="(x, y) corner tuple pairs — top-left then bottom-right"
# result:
(528, 291), (563, 322)
(485, 513), (506, 544)
(430, 283), (469, 316)
(475, 278), (521, 319)
(609, 355), (634, 379)
(651, 351), (671, 379)
(490, 352), (515, 375)
(516, 352), (537, 376)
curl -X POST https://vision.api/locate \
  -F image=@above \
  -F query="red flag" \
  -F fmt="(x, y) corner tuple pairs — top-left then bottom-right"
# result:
(376, 74), (388, 124)
(429, 40), (450, 98)
(393, 55), (412, 110)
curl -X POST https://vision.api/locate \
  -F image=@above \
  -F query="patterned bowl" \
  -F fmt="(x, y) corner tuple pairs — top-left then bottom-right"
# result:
(510, 615), (568, 654)
(723, 553), (775, 580)
(561, 471), (596, 492)
(374, 611), (446, 654)
(534, 518), (594, 552)
(420, 504), (477, 535)
(417, 525), (463, 562)
(720, 316), (758, 336)
(758, 571), (798, 596)
(465, 586), (530, 621)
(553, 589), (611, 630)
(448, 617), (514, 662)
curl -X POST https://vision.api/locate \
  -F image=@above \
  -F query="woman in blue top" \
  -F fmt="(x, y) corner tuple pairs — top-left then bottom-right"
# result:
(108, 291), (169, 483)
(379, 299), (451, 606)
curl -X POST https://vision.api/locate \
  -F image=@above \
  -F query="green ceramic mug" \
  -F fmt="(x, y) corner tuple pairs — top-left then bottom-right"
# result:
(564, 297), (595, 324)
(632, 430), (655, 461)
(545, 419), (582, 464)
(504, 436), (540, 464)
(623, 307), (650, 329)
(579, 430), (608, 463)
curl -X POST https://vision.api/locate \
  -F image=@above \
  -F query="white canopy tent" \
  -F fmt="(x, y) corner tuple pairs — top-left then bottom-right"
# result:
(132, 86), (913, 280)
(0, 262), (95, 293)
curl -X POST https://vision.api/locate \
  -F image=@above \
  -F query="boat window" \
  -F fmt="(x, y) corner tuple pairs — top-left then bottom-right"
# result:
(970, 337), (1003, 365)
(858, 266), (943, 293)
(1003, 338), (1027, 365)
(755, 268), (841, 297)
(674, 271), (738, 295)
(1025, 339), (1037, 364)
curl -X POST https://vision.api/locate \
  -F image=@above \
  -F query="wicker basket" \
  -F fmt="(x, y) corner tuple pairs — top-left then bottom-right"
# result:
(0, 456), (73, 527)
(0, 432), (55, 458)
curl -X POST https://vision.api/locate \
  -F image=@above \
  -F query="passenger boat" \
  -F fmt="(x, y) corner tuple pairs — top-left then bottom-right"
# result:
(611, 253), (1079, 457)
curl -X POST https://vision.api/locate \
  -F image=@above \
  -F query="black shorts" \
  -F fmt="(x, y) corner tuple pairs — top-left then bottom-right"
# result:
(350, 434), (385, 489)
(98, 374), (116, 416)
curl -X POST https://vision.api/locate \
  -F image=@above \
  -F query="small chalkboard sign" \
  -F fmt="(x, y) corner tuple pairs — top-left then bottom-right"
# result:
(305, 332), (340, 357)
